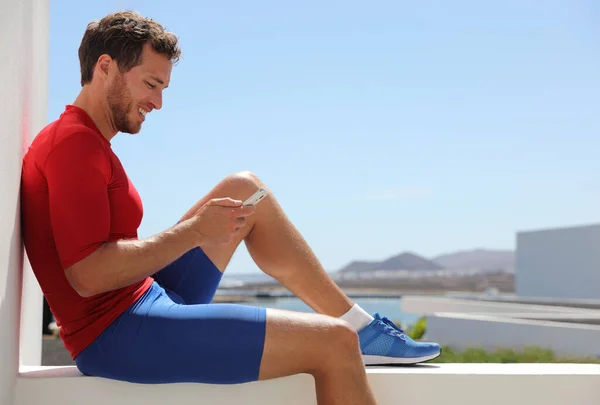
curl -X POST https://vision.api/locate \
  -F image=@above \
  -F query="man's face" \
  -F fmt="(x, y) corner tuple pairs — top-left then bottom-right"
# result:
(106, 43), (172, 134)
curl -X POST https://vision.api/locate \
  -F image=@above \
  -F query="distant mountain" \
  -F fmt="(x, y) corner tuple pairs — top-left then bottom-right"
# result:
(373, 252), (443, 271)
(433, 249), (514, 271)
(337, 260), (378, 273)
(337, 252), (442, 273)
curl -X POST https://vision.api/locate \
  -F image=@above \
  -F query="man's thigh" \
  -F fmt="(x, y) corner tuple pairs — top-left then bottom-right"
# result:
(152, 246), (223, 304)
(75, 282), (267, 384)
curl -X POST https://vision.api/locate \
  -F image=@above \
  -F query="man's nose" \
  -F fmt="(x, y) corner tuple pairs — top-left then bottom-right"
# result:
(150, 93), (162, 111)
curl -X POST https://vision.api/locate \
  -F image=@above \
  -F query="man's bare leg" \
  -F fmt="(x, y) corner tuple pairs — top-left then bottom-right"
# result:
(180, 171), (355, 317)
(179, 171), (378, 403)
(259, 309), (377, 405)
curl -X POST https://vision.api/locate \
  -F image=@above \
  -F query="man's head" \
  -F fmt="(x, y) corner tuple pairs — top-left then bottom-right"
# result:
(78, 11), (181, 134)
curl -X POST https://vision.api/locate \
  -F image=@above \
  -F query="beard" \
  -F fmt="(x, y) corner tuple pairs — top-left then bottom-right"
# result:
(106, 73), (140, 134)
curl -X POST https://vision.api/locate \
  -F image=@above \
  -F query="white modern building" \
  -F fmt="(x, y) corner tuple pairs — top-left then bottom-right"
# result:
(402, 223), (600, 360)
(516, 223), (600, 300)
(1, 1), (599, 405)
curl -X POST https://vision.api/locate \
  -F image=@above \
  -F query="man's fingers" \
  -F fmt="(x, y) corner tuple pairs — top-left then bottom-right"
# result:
(228, 205), (256, 218)
(209, 197), (243, 207)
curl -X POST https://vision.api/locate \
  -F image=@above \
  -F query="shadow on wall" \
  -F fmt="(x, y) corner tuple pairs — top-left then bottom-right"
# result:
(0, 190), (25, 405)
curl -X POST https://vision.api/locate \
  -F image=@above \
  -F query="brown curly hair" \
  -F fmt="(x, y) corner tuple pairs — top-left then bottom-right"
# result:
(78, 11), (182, 86)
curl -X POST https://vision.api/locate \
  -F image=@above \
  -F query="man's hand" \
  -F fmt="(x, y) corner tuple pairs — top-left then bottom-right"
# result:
(189, 197), (256, 246)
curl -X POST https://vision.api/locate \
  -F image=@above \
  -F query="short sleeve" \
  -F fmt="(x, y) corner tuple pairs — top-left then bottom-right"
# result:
(44, 131), (111, 269)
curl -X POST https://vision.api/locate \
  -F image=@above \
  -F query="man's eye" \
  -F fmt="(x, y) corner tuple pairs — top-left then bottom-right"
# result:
(145, 81), (155, 89)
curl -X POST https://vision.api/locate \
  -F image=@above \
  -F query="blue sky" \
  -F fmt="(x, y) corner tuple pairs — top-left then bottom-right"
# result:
(48, 1), (599, 274)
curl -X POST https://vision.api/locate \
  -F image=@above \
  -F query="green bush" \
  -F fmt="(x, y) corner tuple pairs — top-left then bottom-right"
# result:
(393, 317), (426, 340)
(406, 317), (427, 340)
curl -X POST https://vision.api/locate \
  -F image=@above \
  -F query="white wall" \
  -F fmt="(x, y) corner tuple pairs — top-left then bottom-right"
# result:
(516, 224), (600, 300)
(403, 295), (600, 357)
(0, 1), (49, 404)
(426, 313), (600, 358)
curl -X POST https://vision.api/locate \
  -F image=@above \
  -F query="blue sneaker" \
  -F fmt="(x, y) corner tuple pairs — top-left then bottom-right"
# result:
(358, 313), (441, 365)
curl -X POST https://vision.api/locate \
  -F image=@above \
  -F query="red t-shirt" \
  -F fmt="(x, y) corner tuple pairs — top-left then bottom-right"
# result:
(21, 105), (153, 359)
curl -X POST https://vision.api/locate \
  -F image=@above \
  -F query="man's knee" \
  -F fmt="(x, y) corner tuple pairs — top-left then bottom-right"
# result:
(307, 319), (361, 374)
(328, 319), (360, 353)
(222, 171), (263, 192)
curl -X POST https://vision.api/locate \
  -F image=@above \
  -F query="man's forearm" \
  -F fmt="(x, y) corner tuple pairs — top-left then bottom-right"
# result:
(66, 220), (201, 297)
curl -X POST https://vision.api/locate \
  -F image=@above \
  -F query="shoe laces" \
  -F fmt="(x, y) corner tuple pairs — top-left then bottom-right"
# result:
(373, 313), (406, 340)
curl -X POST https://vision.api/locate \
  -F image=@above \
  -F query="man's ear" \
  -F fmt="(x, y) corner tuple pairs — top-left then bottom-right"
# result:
(95, 54), (112, 81)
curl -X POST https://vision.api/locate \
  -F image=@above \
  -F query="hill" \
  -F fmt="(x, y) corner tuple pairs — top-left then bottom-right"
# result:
(338, 252), (442, 273)
(433, 249), (514, 271)
(337, 260), (379, 273)
(373, 252), (443, 271)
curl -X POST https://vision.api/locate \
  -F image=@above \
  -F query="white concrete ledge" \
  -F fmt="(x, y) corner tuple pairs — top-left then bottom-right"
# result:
(446, 292), (600, 310)
(16, 364), (600, 405)
(402, 295), (600, 316)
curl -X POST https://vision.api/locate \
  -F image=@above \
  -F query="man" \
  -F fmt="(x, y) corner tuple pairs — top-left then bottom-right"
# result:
(21, 11), (441, 405)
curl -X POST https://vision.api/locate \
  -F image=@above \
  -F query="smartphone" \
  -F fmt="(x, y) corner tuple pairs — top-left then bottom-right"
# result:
(243, 188), (268, 206)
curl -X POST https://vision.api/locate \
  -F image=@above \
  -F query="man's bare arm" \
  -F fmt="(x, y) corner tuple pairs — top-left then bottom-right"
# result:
(65, 220), (202, 297)
(64, 198), (256, 298)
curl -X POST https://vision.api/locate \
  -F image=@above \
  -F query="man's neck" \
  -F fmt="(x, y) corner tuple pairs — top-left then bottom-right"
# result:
(72, 86), (118, 142)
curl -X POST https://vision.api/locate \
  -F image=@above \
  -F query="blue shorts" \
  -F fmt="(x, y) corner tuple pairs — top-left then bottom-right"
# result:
(74, 247), (267, 384)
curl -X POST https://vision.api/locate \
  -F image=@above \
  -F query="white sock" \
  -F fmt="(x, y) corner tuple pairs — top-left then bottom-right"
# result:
(339, 303), (374, 332)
